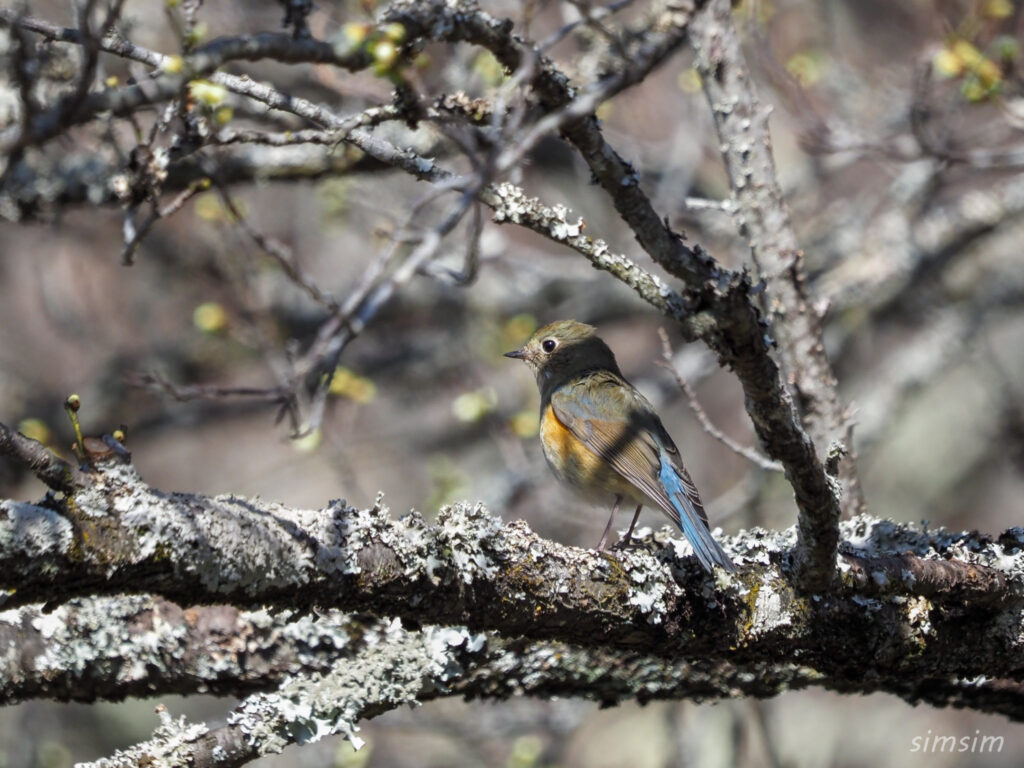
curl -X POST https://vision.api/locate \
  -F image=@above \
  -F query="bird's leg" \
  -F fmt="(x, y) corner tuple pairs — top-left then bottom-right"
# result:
(610, 504), (644, 550)
(623, 504), (643, 543)
(597, 494), (623, 550)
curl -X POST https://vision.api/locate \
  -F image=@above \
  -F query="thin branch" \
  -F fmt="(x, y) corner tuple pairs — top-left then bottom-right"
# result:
(120, 177), (210, 265)
(127, 372), (289, 404)
(657, 328), (783, 472)
(0, 6), (38, 189)
(75, 621), (484, 767)
(211, 180), (339, 311)
(539, 0), (635, 51)
(0, 421), (90, 493)
(683, 196), (733, 213)
(840, 553), (1009, 606)
(0, 16), (377, 152)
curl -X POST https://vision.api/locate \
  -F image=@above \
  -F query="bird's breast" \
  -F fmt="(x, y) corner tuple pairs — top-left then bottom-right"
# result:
(539, 404), (642, 502)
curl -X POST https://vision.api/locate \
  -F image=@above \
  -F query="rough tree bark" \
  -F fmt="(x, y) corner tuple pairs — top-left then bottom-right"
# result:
(1, 449), (1022, 765)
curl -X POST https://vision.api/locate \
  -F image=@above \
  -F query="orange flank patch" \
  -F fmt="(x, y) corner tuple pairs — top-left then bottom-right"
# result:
(540, 404), (576, 474)
(540, 404), (630, 496)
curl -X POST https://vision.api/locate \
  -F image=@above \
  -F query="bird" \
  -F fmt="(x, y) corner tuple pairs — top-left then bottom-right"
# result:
(505, 320), (735, 573)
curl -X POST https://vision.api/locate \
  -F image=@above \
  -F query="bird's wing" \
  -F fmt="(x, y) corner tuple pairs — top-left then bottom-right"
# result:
(548, 372), (697, 516)
(551, 372), (734, 572)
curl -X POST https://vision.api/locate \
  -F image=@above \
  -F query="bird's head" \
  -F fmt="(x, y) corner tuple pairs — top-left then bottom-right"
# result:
(504, 319), (620, 388)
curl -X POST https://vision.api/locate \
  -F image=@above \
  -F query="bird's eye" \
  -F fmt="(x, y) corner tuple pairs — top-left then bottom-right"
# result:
(541, 338), (558, 353)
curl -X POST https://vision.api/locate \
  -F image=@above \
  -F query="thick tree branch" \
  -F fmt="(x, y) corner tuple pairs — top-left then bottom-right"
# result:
(8, 589), (1024, 767)
(688, 0), (852, 463)
(79, 621), (487, 768)
(69, 621), (832, 767)
(1, 461), (1021, 689)
(0, 593), (806, 707)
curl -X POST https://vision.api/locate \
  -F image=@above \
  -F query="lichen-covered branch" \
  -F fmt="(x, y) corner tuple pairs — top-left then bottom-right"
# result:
(2, 460), (1023, 690)
(0, 596), (352, 704)
(3, 445), (1024, 765)
(67, 617), (827, 767)
(79, 620), (486, 768)
(689, 0), (854, 473)
(13, 595), (1024, 768)
(7, 587), (1024, 768)
(0, 593), (806, 708)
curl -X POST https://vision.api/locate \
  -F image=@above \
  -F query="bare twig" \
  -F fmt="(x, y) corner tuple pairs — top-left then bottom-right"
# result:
(683, 196), (733, 213)
(0, 421), (90, 493)
(0, 7), (38, 189)
(128, 372), (290, 404)
(539, 0), (635, 51)
(657, 328), (783, 472)
(840, 552), (1009, 606)
(120, 177), (210, 265)
(211, 181), (339, 311)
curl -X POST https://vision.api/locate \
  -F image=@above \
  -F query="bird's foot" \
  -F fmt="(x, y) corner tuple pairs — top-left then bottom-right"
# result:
(610, 535), (638, 552)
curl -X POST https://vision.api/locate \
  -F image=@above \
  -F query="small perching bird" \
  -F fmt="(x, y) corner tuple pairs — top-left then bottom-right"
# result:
(505, 320), (735, 573)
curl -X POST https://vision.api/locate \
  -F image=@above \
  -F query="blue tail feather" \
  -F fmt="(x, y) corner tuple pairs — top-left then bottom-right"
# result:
(658, 458), (736, 573)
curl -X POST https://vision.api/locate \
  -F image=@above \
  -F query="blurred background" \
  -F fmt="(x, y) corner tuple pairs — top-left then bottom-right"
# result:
(3, 0), (1024, 765)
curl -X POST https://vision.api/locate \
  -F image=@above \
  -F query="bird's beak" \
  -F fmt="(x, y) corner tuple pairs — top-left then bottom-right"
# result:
(504, 348), (526, 360)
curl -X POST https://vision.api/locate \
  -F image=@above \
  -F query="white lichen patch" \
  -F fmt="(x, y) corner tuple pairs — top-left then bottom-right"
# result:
(986, 541), (1024, 581)
(842, 516), (940, 558)
(904, 595), (934, 639)
(282, 610), (353, 661)
(224, 619), (489, 758)
(16, 596), (190, 679)
(434, 502), (504, 583)
(116, 488), (318, 594)
(840, 515), (1024, 589)
(1, 500), (74, 560)
(746, 576), (791, 638)
(322, 500), (395, 576)
(425, 625), (487, 682)
(623, 549), (673, 623)
(29, 611), (64, 640)
(307, 496), (439, 584)
(83, 463), (152, 512)
(668, 534), (697, 563)
(83, 709), (209, 768)
(394, 509), (440, 576)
